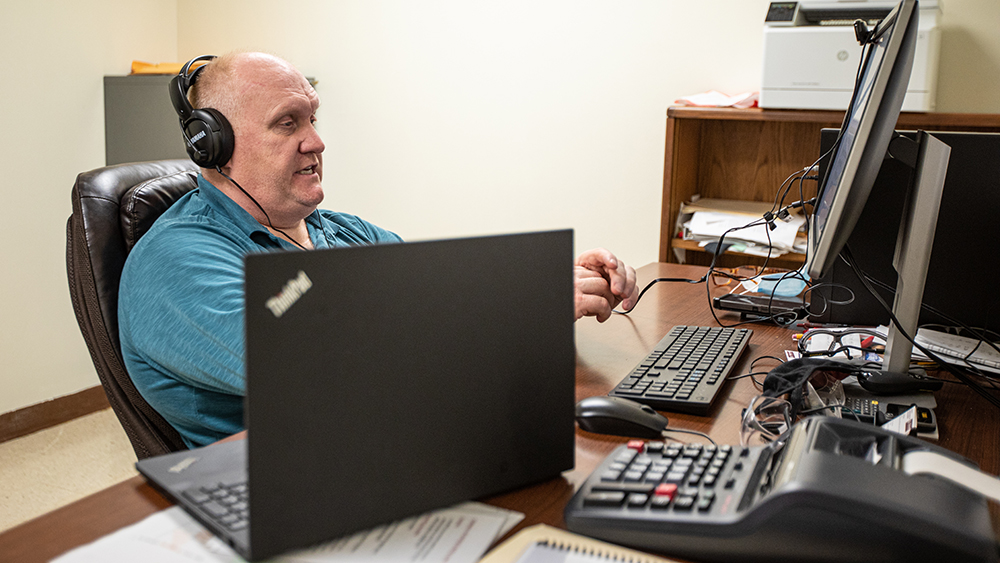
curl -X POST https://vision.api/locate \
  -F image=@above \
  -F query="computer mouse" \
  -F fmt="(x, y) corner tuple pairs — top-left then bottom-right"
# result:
(575, 396), (669, 439)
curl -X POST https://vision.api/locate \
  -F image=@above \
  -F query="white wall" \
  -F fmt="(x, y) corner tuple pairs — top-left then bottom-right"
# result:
(175, 1), (770, 258)
(174, 0), (1000, 257)
(0, 0), (177, 415)
(935, 0), (1000, 113)
(2, 0), (999, 416)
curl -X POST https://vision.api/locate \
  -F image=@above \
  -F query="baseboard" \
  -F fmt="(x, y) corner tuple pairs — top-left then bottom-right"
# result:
(0, 386), (111, 444)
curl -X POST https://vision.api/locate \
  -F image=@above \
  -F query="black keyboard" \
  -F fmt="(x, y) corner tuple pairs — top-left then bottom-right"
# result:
(608, 325), (752, 415)
(182, 480), (250, 531)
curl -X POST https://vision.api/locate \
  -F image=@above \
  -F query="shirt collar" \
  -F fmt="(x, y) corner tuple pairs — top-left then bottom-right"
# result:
(196, 174), (335, 249)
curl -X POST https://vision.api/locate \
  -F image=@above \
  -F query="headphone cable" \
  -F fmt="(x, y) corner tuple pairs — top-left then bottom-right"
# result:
(215, 167), (309, 251)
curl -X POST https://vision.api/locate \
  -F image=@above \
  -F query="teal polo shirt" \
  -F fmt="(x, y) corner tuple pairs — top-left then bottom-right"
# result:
(119, 175), (401, 448)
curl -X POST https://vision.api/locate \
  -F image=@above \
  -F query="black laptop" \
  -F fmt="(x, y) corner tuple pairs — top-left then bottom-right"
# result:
(136, 230), (576, 561)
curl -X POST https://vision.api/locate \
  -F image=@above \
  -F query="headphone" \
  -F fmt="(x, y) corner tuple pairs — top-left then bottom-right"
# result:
(168, 54), (309, 250)
(169, 55), (235, 168)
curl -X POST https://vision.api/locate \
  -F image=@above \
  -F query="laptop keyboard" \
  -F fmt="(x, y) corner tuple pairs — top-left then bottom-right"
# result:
(182, 480), (250, 531)
(608, 325), (752, 415)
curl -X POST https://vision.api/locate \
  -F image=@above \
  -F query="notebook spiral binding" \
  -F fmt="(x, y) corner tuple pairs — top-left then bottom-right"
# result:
(537, 539), (659, 563)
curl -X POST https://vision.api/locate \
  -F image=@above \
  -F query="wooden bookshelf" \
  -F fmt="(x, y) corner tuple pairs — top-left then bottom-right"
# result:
(660, 107), (1000, 268)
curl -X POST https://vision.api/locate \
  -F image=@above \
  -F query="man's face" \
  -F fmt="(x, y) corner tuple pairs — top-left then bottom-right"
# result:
(225, 57), (325, 227)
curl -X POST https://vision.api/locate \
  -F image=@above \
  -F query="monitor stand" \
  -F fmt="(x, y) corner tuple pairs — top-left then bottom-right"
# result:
(863, 131), (951, 390)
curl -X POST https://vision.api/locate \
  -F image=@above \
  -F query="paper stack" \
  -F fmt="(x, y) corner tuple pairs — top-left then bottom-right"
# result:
(675, 198), (807, 260)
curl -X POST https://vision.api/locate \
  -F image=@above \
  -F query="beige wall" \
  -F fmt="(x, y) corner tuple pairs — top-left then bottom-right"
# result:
(0, 1), (177, 415)
(2, 0), (998, 416)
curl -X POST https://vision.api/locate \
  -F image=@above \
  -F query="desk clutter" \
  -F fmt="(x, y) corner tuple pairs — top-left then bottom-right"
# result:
(569, 311), (1000, 562)
(673, 198), (807, 261)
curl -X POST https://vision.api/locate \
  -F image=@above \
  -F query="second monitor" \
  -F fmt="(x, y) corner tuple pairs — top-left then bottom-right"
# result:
(812, 129), (1000, 338)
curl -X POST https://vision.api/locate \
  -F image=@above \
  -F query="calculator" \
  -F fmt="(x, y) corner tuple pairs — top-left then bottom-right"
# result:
(564, 416), (995, 562)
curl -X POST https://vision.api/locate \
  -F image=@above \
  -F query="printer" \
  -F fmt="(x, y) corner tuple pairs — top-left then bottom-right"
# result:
(759, 1), (941, 111)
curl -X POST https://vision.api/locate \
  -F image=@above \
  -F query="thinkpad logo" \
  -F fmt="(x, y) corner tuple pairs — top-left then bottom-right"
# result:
(266, 270), (313, 318)
(168, 456), (199, 473)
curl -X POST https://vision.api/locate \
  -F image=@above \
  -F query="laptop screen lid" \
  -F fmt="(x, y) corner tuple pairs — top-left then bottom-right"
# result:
(243, 229), (575, 559)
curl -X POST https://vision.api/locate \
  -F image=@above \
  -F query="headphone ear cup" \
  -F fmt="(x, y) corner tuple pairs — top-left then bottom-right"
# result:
(183, 108), (235, 168)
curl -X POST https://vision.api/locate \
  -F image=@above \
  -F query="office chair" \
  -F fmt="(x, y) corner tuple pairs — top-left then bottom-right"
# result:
(66, 160), (198, 459)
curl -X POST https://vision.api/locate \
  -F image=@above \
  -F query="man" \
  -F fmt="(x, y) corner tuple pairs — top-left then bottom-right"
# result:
(119, 52), (637, 448)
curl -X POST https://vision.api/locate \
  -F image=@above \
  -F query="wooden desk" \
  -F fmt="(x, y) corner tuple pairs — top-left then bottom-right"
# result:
(2, 263), (997, 562)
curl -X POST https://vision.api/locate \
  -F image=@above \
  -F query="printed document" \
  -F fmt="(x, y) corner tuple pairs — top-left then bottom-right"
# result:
(52, 502), (523, 563)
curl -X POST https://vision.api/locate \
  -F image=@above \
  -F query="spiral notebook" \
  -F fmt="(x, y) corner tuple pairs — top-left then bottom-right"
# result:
(480, 525), (679, 563)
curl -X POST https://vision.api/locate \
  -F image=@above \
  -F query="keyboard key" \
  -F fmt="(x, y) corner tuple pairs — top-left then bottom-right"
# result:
(183, 489), (212, 504)
(227, 519), (249, 531)
(200, 501), (229, 518)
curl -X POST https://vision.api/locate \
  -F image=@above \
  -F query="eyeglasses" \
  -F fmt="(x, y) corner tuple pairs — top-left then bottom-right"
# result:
(741, 378), (848, 447)
(797, 328), (885, 360)
(740, 396), (792, 447)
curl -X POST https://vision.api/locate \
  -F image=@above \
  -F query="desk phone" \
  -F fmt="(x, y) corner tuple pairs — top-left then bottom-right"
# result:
(565, 416), (996, 562)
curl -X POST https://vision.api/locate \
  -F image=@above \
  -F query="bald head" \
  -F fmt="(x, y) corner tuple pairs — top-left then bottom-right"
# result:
(192, 51), (326, 230)
(190, 52), (316, 132)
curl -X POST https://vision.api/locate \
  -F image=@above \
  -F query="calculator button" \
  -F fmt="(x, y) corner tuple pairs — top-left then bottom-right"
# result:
(673, 495), (696, 511)
(627, 493), (650, 507)
(654, 483), (678, 499)
(583, 491), (626, 507)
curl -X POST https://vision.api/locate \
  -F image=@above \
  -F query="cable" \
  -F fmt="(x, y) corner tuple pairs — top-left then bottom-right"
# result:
(614, 41), (875, 322)
(662, 428), (717, 447)
(846, 258), (1000, 361)
(703, 230), (812, 328)
(771, 167), (816, 218)
(729, 371), (768, 389)
(614, 216), (764, 315)
(613, 275), (703, 315)
(842, 256), (1000, 387)
(841, 246), (1000, 411)
(215, 167), (309, 251)
(725, 29), (876, 329)
(840, 247), (1000, 389)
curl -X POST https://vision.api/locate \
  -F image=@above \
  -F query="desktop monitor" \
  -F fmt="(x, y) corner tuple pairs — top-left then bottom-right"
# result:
(802, 0), (953, 375)
(805, 0), (919, 280)
(813, 130), (1000, 336)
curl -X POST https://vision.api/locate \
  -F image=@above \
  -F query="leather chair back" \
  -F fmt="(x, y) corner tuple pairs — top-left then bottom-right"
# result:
(67, 160), (199, 458)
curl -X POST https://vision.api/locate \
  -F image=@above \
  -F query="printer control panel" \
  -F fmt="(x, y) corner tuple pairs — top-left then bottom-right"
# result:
(765, 2), (800, 25)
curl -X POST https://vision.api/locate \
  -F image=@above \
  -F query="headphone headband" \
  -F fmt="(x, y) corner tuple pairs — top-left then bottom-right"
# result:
(169, 55), (234, 168)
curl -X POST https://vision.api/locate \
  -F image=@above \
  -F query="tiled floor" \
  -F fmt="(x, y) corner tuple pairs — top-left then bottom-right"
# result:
(0, 408), (138, 533)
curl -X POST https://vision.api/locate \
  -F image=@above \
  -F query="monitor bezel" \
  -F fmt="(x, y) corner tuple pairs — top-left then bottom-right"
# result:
(805, 0), (918, 280)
